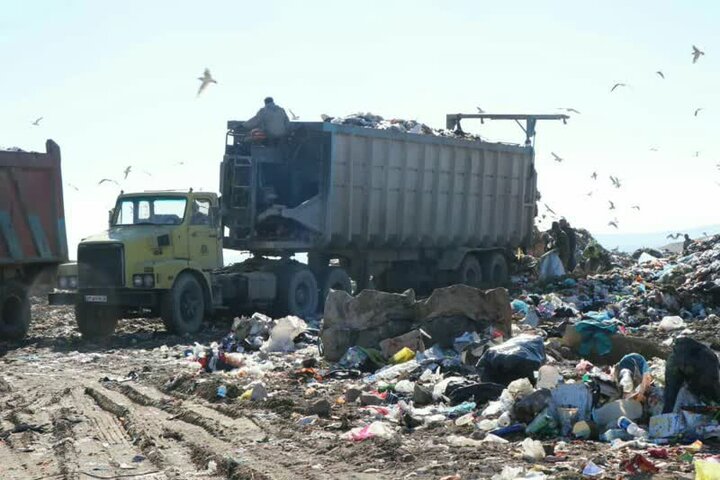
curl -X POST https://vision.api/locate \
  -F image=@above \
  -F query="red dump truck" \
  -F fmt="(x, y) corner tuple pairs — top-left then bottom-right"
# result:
(0, 140), (68, 339)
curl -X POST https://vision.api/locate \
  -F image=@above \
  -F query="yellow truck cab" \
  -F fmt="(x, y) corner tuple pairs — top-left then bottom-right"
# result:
(52, 190), (224, 337)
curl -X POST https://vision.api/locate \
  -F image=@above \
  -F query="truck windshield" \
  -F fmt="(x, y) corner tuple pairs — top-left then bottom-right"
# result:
(113, 197), (187, 226)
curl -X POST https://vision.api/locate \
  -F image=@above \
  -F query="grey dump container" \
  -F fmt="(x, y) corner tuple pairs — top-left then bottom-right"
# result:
(221, 122), (537, 253)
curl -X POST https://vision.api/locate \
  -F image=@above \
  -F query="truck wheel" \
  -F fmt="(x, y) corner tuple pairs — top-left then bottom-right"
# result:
(483, 252), (509, 285)
(75, 304), (118, 339)
(0, 281), (31, 340)
(278, 267), (318, 318)
(161, 273), (205, 335)
(319, 268), (352, 310)
(455, 255), (483, 288)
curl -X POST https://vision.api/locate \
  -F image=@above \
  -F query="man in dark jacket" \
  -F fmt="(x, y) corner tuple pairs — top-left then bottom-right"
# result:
(559, 218), (577, 272)
(550, 221), (570, 270)
(243, 97), (291, 138)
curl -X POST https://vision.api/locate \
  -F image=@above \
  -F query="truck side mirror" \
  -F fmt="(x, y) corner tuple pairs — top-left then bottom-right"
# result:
(108, 208), (115, 227)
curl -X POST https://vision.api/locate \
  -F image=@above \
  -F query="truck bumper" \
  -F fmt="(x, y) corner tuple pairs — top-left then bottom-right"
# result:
(49, 289), (161, 308)
(48, 291), (78, 306)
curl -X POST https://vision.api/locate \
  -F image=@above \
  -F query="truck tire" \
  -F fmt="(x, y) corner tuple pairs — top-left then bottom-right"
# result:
(455, 255), (483, 288)
(319, 267), (352, 310)
(75, 304), (118, 339)
(0, 281), (31, 340)
(278, 267), (318, 318)
(161, 273), (205, 335)
(483, 252), (509, 286)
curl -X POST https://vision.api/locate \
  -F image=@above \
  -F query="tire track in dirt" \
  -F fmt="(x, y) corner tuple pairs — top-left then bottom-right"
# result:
(86, 382), (337, 480)
(136, 381), (393, 480)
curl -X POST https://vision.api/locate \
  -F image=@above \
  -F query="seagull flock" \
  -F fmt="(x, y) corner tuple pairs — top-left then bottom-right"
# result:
(541, 45), (710, 231)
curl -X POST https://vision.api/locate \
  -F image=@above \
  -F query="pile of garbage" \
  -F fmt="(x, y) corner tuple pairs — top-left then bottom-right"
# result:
(321, 112), (482, 141)
(172, 236), (720, 477)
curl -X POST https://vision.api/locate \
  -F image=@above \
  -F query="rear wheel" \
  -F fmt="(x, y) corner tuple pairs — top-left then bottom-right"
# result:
(455, 255), (483, 287)
(482, 252), (509, 286)
(75, 304), (118, 339)
(278, 267), (318, 318)
(162, 273), (206, 335)
(319, 267), (352, 310)
(0, 281), (31, 340)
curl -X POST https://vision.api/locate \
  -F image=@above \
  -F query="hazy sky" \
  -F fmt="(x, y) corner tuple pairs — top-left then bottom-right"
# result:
(3, 1), (719, 257)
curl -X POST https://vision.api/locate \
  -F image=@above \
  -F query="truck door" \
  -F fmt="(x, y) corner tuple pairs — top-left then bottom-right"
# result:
(187, 197), (222, 270)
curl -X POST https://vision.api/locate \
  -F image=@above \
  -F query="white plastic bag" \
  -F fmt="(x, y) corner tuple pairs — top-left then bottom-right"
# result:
(538, 251), (566, 280)
(521, 438), (546, 461)
(261, 316), (307, 352)
(659, 315), (685, 331)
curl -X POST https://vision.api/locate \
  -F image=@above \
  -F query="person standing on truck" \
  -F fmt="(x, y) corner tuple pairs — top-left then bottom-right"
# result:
(550, 222), (570, 270)
(559, 218), (577, 272)
(243, 97), (290, 139)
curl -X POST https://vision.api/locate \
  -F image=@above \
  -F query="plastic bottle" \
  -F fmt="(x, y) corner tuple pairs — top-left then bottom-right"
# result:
(618, 416), (647, 438)
(619, 369), (634, 394)
(455, 413), (475, 427)
(217, 385), (227, 398)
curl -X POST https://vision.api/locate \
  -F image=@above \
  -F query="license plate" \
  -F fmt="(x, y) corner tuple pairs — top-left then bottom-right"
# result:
(85, 295), (108, 303)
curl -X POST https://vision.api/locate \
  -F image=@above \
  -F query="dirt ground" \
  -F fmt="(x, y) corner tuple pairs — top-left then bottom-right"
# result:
(0, 297), (709, 479)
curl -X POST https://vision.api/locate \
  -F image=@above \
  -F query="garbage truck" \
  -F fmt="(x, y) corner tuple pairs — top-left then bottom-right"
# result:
(1, 140), (68, 339)
(50, 114), (566, 338)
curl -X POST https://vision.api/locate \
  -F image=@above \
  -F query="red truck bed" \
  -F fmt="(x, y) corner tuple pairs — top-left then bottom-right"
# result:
(0, 140), (67, 268)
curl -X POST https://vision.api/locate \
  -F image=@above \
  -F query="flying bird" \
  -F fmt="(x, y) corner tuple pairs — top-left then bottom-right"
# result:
(667, 233), (683, 240)
(196, 68), (217, 96)
(632, 205), (640, 211)
(289, 109), (299, 120)
(175, 161), (185, 165)
(610, 176), (622, 188)
(98, 178), (120, 186)
(586, 191), (594, 197)
(695, 108), (703, 117)
(656, 71), (665, 79)
(608, 221), (619, 229)
(611, 83), (627, 92)
(608, 201), (615, 210)
(591, 171), (597, 180)
(703, 232), (709, 237)
(142, 170), (152, 176)
(551, 152), (563, 162)
(650, 146), (659, 152)
(476, 107), (485, 113)
(692, 45), (705, 64)
(558, 107), (581, 114)
(31, 117), (43, 126)
(123, 166), (132, 179)
(543, 203), (557, 215)
(66, 183), (79, 191)
(695, 151), (701, 158)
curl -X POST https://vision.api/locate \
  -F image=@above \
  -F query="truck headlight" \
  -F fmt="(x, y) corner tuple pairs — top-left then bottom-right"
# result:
(143, 274), (155, 288)
(133, 275), (144, 287)
(68, 276), (78, 289)
(59, 276), (69, 289)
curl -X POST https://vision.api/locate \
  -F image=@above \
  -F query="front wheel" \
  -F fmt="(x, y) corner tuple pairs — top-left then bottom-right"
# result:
(161, 273), (205, 335)
(76, 304), (118, 339)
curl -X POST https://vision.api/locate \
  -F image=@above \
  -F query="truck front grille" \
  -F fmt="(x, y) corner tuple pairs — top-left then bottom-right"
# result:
(78, 243), (124, 288)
